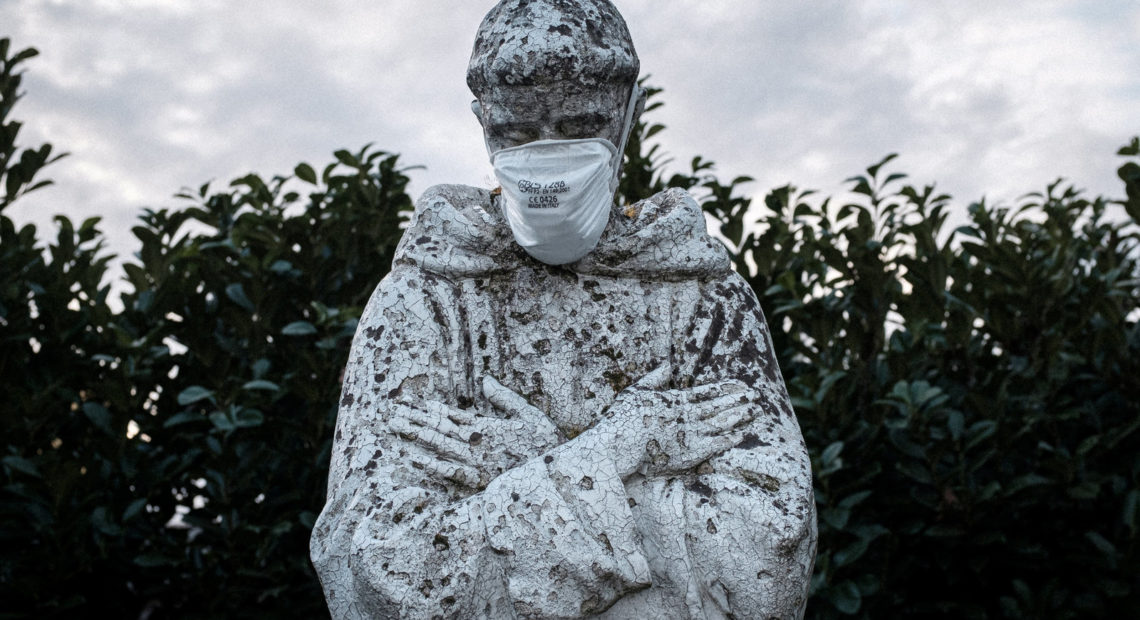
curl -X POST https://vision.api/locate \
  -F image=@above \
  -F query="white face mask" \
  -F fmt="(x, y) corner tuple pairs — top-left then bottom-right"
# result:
(488, 87), (639, 265)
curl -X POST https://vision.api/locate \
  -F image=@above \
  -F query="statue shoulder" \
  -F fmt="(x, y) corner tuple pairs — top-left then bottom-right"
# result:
(415, 184), (494, 214)
(645, 186), (700, 208)
(396, 184), (518, 277)
(621, 187), (706, 234)
(577, 186), (729, 279)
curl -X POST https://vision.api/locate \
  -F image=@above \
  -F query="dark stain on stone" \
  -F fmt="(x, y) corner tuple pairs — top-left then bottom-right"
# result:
(529, 372), (545, 403)
(696, 306), (727, 369)
(684, 329), (700, 355)
(739, 336), (762, 364)
(737, 433), (767, 450)
(728, 310), (745, 342)
(688, 479), (714, 498)
(603, 368), (632, 394)
(427, 298), (448, 334)
(741, 470), (782, 493)
(580, 595), (601, 616)
(761, 351), (782, 387)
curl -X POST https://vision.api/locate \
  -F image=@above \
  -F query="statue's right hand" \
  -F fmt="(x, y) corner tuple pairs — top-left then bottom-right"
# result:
(388, 385), (562, 491)
(482, 375), (562, 448)
(389, 401), (491, 490)
(595, 366), (758, 479)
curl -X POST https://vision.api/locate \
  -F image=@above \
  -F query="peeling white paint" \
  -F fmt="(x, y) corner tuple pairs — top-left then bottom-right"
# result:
(311, 3), (815, 618)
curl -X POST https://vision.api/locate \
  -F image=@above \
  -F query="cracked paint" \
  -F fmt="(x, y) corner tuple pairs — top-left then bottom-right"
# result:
(311, 1), (815, 618)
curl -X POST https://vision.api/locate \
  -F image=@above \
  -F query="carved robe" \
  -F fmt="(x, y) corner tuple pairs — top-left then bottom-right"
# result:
(311, 185), (816, 619)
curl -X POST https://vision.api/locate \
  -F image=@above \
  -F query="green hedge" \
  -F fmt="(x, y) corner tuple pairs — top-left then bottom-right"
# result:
(2, 40), (1139, 619)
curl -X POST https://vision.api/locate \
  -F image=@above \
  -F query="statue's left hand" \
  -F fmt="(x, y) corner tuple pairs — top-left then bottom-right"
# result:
(389, 378), (561, 490)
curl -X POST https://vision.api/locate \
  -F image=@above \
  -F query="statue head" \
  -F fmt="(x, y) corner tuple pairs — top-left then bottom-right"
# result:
(468, 0), (645, 154)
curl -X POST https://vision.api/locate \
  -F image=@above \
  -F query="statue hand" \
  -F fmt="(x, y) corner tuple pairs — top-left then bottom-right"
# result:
(481, 375), (563, 449)
(595, 366), (757, 479)
(389, 381), (561, 490)
(390, 401), (493, 490)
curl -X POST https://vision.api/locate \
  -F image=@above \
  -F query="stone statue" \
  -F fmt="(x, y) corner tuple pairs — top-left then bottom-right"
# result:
(310, 1), (817, 618)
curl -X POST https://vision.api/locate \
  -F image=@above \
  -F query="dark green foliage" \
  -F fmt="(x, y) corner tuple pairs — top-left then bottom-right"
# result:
(625, 86), (1140, 616)
(737, 166), (1140, 619)
(98, 145), (413, 617)
(2, 39), (1139, 618)
(2, 40), (413, 618)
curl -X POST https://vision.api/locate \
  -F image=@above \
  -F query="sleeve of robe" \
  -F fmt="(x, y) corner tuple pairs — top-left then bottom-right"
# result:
(309, 264), (653, 619)
(610, 272), (817, 619)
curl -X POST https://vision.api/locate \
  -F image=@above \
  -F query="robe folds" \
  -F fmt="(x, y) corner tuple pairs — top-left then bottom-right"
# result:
(311, 185), (817, 619)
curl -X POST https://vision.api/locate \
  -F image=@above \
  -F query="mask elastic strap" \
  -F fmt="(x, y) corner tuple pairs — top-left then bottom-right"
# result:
(611, 85), (641, 188)
(483, 123), (496, 160)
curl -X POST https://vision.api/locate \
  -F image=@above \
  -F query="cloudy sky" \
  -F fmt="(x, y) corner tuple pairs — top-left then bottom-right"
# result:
(4, 0), (1139, 266)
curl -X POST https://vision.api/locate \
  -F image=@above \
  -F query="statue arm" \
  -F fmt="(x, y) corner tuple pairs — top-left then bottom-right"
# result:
(632, 273), (816, 618)
(310, 265), (650, 619)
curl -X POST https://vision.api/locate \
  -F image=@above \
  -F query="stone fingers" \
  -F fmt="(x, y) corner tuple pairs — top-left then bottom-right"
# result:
(482, 375), (535, 417)
(425, 399), (477, 425)
(692, 392), (754, 420)
(670, 427), (746, 471)
(700, 404), (754, 434)
(408, 450), (482, 489)
(482, 376), (560, 438)
(401, 403), (469, 437)
(684, 379), (748, 402)
(389, 416), (473, 463)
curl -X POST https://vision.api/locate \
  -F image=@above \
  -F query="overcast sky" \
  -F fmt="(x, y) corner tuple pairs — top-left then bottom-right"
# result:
(4, 0), (1139, 266)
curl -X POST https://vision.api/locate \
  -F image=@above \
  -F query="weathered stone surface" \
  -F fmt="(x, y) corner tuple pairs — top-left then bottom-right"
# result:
(467, 0), (639, 94)
(468, 0), (639, 154)
(311, 2), (816, 618)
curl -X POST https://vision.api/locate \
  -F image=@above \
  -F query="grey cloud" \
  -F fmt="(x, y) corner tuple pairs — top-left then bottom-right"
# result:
(2, 0), (1138, 281)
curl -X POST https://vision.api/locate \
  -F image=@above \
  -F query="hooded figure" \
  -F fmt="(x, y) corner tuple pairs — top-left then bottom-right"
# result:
(311, 2), (816, 618)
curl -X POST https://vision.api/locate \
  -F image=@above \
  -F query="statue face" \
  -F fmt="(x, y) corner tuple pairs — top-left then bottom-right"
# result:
(477, 81), (631, 154)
